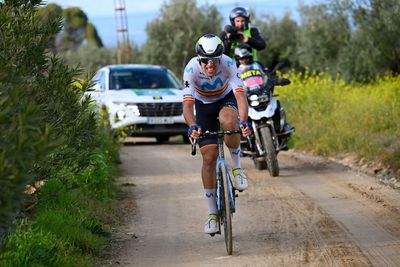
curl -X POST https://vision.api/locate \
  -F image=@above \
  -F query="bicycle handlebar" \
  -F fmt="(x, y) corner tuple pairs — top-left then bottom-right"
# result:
(191, 130), (250, 156)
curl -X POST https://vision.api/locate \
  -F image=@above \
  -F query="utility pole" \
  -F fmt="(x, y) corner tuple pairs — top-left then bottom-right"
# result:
(114, 0), (133, 64)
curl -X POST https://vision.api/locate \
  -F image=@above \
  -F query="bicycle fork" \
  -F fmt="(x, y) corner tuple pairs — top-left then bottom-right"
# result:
(216, 160), (236, 214)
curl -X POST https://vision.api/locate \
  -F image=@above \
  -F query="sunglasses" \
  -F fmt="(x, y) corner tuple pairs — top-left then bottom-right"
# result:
(237, 56), (252, 60)
(198, 56), (221, 65)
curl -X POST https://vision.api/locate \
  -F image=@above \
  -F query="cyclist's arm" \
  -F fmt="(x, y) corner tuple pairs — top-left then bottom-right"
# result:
(182, 60), (197, 126)
(234, 91), (248, 123)
(183, 101), (196, 126)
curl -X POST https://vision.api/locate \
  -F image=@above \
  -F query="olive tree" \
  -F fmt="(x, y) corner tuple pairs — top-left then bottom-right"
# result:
(296, 2), (351, 75)
(254, 13), (299, 70)
(141, 0), (222, 78)
(338, 0), (400, 81)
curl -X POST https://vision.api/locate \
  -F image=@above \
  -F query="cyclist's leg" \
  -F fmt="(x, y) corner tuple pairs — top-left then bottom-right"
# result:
(218, 92), (241, 167)
(199, 145), (218, 189)
(219, 107), (240, 148)
(218, 91), (240, 149)
(218, 93), (249, 191)
(195, 99), (220, 233)
(200, 144), (218, 213)
(195, 98), (220, 192)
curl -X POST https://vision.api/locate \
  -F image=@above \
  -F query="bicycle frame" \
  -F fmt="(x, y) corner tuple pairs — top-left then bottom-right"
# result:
(191, 130), (239, 214)
(215, 135), (236, 214)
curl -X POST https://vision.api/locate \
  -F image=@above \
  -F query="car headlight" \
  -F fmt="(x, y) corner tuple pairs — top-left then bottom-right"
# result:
(112, 102), (140, 116)
(112, 101), (126, 108)
(116, 110), (126, 119)
(127, 104), (140, 116)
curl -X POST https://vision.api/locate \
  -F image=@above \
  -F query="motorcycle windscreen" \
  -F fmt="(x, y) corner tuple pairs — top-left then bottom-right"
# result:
(241, 69), (264, 91)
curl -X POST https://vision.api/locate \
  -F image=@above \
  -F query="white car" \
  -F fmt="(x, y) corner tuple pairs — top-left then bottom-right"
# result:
(86, 64), (188, 143)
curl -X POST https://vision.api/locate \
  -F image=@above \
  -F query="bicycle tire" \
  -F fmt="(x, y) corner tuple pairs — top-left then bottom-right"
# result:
(220, 164), (233, 255)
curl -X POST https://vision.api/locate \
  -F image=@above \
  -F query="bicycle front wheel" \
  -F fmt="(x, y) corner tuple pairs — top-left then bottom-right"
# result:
(220, 164), (233, 255)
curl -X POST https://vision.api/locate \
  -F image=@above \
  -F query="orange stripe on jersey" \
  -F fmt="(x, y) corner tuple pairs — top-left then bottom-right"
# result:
(183, 97), (195, 102)
(235, 87), (245, 93)
(195, 83), (229, 97)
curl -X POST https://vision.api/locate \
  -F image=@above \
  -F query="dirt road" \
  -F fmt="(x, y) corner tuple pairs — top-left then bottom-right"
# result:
(101, 139), (400, 266)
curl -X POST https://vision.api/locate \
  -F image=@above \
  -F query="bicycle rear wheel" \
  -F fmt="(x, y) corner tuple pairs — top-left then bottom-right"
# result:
(219, 164), (233, 255)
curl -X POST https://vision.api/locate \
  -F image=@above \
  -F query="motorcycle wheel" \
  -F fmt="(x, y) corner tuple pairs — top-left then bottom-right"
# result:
(260, 127), (279, 177)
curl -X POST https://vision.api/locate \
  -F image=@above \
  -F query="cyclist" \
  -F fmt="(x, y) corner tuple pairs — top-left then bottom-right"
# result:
(183, 34), (252, 234)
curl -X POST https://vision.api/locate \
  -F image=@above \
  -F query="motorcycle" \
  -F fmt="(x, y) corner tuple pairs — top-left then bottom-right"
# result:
(240, 64), (295, 177)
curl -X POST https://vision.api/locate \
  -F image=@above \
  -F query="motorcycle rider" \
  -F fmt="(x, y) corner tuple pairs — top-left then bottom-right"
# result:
(234, 43), (265, 74)
(220, 7), (266, 62)
(234, 44), (295, 149)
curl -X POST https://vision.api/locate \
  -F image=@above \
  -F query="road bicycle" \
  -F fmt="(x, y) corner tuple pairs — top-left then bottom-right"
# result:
(191, 128), (246, 255)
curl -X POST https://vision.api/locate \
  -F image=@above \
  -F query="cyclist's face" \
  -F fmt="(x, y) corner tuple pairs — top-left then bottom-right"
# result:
(200, 58), (220, 77)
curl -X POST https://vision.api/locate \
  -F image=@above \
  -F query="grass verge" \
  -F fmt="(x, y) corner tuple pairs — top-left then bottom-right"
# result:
(0, 140), (119, 267)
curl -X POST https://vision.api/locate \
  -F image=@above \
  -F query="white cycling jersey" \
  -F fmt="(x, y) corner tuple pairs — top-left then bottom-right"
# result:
(182, 54), (244, 104)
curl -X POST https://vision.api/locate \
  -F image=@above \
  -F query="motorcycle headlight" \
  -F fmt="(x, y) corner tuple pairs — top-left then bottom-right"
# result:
(248, 94), (259, 107)
(249, 94), (259, 101)
(250, 100), (260, 107)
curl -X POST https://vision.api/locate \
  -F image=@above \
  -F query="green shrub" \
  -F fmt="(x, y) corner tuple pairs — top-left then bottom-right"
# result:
(0, 1), (119, 265)
(0, 0), (59, 241)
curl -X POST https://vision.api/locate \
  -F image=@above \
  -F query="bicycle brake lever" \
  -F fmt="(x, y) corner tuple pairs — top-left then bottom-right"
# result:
(191, 138), (197, 156)
(246, 136), (253, 151)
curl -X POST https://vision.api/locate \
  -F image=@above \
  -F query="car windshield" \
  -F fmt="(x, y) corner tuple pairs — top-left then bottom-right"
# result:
(109, 68), (182, 90)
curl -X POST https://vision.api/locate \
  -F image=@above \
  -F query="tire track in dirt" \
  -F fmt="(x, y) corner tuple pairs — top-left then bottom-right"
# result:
(245, 167), (370, 266)
(99, 141), (400, 266)
(280, 152), (400, 266)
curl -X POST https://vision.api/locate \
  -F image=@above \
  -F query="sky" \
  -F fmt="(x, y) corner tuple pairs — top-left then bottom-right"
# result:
(44, 0), (322, 47)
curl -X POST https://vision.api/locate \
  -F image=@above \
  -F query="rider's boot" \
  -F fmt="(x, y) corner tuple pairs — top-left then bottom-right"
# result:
(281, 123), (295, 135)
(233, 168), (249, 192)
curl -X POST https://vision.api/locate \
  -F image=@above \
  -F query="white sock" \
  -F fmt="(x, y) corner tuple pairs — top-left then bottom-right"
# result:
(204, 188), (217, 215)
(229, 146), (241, 170)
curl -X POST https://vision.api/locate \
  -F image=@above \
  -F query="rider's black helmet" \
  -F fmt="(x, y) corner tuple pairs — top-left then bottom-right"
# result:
(234, 44), (253, 60)
(229, 7), (250, 27)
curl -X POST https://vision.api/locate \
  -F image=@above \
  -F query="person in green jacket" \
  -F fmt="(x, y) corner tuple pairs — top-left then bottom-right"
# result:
(220, 7), (266, 63)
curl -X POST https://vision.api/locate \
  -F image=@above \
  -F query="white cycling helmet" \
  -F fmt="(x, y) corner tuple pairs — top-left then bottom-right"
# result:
(195, 34), (224, 58)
